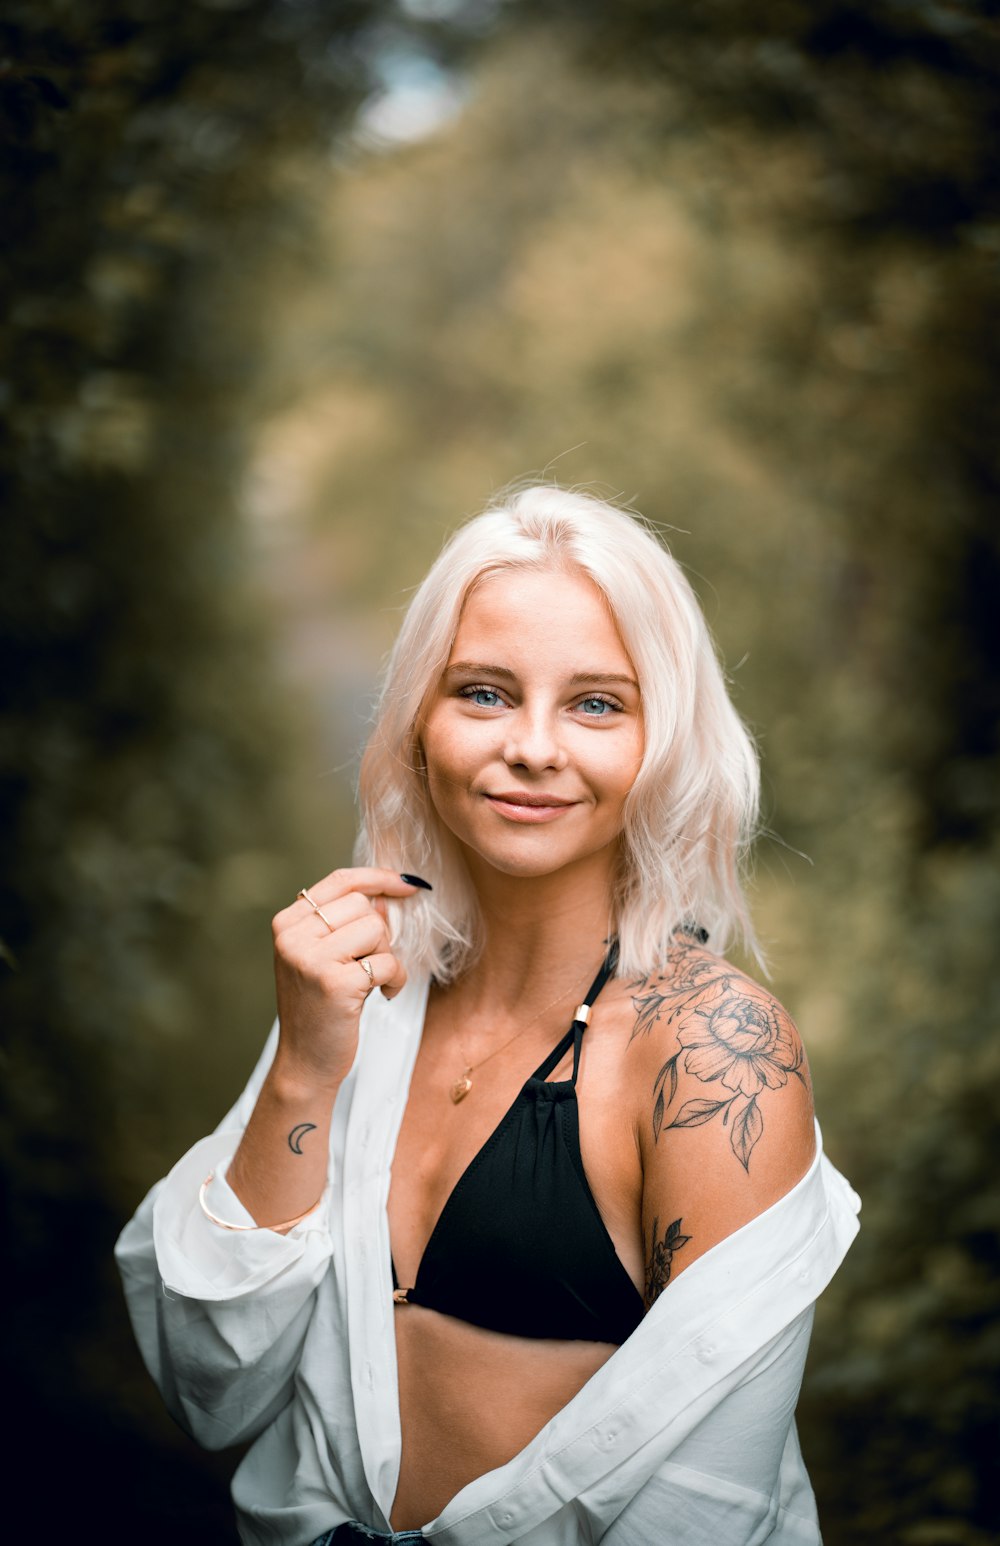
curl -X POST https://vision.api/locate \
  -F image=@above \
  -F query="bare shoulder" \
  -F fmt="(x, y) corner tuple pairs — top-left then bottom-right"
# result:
(625, 932), (815, 1172)
(623, 933), (817, 1305)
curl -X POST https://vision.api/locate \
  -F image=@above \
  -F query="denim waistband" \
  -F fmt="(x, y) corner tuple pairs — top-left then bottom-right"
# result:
(309, 1524), (426, 1545)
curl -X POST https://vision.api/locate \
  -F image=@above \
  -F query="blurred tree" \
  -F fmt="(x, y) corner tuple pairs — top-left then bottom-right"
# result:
(0, 3), (459, 1540)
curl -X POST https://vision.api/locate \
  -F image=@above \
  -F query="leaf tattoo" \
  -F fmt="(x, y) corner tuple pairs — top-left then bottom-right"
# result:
(651, 1054), (679, 1140)
(644, 1215), (692, 1308)
(669, 1096), (735, 1128)
(730, 1098), (764, 1170)
(632, 984), (671, 1041)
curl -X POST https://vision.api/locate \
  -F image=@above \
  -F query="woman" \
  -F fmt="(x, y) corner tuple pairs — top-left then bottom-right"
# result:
(117, 484), (860, 1545)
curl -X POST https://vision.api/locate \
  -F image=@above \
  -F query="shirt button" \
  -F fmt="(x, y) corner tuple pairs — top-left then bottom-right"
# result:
(697, 1341), (717, 1362)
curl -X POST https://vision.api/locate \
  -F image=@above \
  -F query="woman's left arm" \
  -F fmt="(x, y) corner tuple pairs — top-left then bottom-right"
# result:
(631, 950), (817, 1309)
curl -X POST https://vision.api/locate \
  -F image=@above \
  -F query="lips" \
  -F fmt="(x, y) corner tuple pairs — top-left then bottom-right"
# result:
(483, 791), (579, 823)
(487, 791), (576, 807)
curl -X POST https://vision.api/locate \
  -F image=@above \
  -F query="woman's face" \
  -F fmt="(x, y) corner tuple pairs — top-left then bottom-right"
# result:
(420, 567), (644, 883)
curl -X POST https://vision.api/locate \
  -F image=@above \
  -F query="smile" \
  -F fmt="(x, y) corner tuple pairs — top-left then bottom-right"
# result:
(483, 792), (579, 823)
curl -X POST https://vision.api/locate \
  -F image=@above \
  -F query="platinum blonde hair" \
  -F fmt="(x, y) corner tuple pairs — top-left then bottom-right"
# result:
(356, 484), (760, 980)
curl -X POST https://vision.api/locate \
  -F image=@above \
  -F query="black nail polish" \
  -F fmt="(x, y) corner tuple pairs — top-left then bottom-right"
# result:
(401, 872), (433, 890)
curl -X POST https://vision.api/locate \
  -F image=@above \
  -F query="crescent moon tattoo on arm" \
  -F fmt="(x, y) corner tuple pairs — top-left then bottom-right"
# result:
(287, 1122), (317, 1155)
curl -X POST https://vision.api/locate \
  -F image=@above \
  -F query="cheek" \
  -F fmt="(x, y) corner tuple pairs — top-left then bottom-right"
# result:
(421, 712), (488, 800)
(592, 731), (644, 800)
(623, 725), (645, 791)
(421, 738), (461, 832)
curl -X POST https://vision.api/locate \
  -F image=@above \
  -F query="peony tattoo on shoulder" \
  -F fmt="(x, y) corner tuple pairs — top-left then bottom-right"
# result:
(630, 941), (809, 1171)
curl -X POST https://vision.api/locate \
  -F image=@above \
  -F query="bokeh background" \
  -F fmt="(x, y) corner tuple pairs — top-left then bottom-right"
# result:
(3, 2), (998, 1541)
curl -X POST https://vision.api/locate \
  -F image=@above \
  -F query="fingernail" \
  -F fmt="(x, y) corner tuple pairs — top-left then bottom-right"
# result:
(400, 873), (433, 890)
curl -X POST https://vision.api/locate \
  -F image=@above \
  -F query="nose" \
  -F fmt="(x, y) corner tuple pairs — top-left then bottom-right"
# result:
(502, 705), (568, 774)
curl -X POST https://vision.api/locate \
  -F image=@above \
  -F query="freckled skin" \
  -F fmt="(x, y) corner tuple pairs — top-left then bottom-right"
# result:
(419, 568), (645, 887)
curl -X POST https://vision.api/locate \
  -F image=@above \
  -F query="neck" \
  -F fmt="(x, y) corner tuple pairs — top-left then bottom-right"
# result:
(454, 848), (618, 1016)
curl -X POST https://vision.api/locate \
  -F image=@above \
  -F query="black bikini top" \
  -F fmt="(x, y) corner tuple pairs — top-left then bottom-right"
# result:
(391, 943), (645, 1345)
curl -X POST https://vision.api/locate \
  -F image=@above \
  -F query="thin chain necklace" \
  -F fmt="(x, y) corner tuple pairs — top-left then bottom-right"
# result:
(448, 973), (589, 1105)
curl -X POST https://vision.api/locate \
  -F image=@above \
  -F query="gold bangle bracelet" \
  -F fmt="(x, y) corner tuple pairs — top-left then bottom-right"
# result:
(198, 1173), (324, 1233)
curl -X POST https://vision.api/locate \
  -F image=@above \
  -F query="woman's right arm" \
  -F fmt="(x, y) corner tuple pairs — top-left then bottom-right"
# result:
(115, 867), (424, 1451)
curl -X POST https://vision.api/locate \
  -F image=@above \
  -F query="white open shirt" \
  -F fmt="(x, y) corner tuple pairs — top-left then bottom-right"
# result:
(116, 973), (861, 1545)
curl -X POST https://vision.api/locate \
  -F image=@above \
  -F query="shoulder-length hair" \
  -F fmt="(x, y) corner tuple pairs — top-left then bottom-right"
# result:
(355, 483), (761, 980)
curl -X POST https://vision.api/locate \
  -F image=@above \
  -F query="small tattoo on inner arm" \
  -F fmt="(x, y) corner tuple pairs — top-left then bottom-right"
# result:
(644, 1215), (692, 1308)
(287, 1122), (317, 1155)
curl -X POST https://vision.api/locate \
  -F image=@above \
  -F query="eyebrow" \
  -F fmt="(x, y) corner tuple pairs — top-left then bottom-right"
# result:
(445, 661), (640, 691)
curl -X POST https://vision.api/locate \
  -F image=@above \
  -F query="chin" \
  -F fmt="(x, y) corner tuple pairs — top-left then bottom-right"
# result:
(482, 853), (570, 880)
(462, 832), (614, 883)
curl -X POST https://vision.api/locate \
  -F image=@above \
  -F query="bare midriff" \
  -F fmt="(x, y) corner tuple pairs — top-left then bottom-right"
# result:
(390, 1303), (615, 1530)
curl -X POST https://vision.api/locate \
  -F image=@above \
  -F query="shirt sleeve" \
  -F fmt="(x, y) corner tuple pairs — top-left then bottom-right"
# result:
(114, 1022), (336, 1452)
(595, 1311), (820, 1545)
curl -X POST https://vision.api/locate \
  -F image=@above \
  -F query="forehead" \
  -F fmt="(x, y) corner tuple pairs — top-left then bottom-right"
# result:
(449, 567), (633, 670)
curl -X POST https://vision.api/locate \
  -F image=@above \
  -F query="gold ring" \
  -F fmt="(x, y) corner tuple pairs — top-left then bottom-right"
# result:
(357, 956), (375, 990)
(298, 887), (335, 933)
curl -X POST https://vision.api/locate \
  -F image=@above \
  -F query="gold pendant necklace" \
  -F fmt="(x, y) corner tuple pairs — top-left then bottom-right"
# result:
(448, 973), (591, 1104)
(450, 1072), (475, 1104)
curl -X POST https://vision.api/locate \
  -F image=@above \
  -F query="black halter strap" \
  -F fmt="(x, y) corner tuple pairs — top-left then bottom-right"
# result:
(577, 938), (620, 1013)
(533, 938), (620, 1085)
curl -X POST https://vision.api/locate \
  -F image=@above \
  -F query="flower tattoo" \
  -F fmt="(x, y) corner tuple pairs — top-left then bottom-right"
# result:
(644, 1215), (692, 1307)
(631, 939), (807, 1170)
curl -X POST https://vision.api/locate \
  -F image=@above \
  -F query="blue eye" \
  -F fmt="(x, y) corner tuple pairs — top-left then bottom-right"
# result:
(579, 696), (616, 716)
(462, 686), (503, 708)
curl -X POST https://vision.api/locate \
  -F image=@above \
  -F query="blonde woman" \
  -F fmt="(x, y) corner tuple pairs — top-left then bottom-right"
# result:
(117, 485), (859, 1546)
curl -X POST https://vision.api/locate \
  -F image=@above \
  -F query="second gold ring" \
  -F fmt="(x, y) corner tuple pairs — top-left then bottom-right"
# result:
(298, 886), (335, 934)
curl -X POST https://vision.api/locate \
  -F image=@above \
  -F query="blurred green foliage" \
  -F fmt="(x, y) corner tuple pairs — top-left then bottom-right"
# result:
(0, 2), (405, 1538)
(2, 3), (997, 1543)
